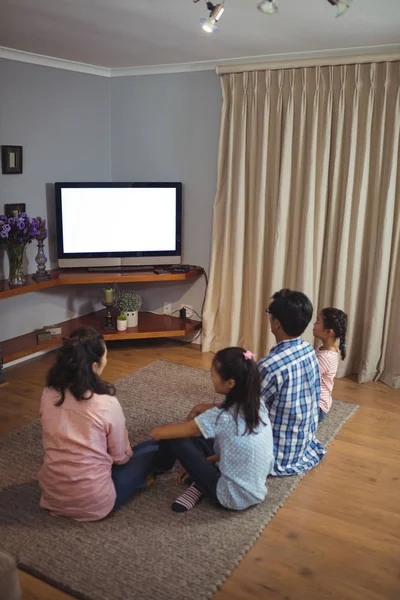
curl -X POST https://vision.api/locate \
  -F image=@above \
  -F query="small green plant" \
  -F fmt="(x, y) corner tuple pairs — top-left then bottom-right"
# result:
(117, 291), (142, 312)
(117, 313), (127, 321)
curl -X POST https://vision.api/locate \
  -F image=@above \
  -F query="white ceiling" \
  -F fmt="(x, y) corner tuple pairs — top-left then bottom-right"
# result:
(0, 0), (399, 69)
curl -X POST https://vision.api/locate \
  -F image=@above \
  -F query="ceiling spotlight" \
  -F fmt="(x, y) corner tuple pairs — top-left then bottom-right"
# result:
(326, 0), (353, 17)
(201, 2), (225, 33)
(258, 0), (278, 15)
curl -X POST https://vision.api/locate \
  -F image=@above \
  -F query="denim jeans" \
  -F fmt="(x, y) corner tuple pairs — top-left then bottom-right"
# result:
(156, 436), (221, 505)
(112, 439), (159, 510)
(318, 408), (327, 422)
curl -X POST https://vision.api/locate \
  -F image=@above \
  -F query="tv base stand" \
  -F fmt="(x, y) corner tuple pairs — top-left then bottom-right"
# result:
(87, 265), (154, 273)
(0, 267), (204, 369)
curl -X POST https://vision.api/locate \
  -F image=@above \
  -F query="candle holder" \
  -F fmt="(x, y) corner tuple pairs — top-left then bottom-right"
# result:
(32, 238), (52, 280)
(103, 285), (114, 304)
(102, 301), (116, 331)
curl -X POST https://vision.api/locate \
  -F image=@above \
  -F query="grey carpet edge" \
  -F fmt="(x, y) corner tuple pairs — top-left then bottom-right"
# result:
(18, 565), (90, 600)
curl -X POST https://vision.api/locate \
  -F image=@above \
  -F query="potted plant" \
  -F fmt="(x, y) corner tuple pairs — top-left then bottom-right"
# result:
(117, 290), (142, 327)
(117, 313), (127, 331)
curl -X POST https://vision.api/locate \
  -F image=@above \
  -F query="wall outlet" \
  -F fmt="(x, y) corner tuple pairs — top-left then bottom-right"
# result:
(181, 304), (194, 319)
(163, 302), (172, 315)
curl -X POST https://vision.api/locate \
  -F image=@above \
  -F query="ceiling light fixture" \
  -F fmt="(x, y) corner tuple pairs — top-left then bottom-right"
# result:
(326, 0), (353, 17)
(258, 0), (278, 15)
(200, 2), (225, 33)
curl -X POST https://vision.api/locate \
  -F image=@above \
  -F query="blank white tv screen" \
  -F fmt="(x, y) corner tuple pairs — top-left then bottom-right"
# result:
(60, 187), (177, 254)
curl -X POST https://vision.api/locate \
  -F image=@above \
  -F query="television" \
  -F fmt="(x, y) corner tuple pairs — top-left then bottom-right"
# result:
(55, 182), (182, 269)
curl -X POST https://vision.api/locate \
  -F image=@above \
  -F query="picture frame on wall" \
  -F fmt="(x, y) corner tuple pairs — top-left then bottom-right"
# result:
(1, 145), (23, 174)
(4, 203), (26, 217)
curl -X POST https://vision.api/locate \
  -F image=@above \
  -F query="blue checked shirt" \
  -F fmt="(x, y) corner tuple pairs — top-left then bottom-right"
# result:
(258, 338), (326, 476)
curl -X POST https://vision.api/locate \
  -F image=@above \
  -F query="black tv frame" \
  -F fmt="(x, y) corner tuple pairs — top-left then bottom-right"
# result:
(54, 181), (182, 267)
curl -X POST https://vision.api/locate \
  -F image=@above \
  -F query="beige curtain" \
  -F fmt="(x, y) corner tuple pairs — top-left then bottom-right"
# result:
(202, 62), (400, 387)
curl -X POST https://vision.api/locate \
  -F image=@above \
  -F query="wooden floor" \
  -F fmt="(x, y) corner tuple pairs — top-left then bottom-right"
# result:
(1, 341), (399, 600)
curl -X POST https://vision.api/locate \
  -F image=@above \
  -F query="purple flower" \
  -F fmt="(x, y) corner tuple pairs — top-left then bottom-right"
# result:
(0, 212), (47, 246)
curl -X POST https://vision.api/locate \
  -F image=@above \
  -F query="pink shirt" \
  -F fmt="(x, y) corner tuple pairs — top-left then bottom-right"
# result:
(38, 388), (133, 522)
(315, 348), (340, 413)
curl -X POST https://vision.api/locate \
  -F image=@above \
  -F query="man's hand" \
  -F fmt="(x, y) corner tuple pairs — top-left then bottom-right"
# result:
(186, 402), (215, 421)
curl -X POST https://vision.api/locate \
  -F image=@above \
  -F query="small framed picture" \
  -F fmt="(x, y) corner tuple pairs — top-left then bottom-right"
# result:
(1, 146), (23, 174)
(4, 203), (26, 217)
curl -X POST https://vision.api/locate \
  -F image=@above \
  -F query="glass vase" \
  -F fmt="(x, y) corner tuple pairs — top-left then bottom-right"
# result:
(6, 244), (27, 286)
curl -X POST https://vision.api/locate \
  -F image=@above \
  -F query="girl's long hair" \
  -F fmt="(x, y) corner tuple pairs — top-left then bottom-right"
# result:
(213, 347), (262, 434)
(46, 327), (115, 406)
(321, 308), (348, 360)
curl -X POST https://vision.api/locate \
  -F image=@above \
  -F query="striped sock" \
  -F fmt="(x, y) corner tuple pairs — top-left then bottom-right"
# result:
(172, 483), (203, 513)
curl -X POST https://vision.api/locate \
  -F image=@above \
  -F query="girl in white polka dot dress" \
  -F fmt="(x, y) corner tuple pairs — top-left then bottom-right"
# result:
(151, 347), (274, 512)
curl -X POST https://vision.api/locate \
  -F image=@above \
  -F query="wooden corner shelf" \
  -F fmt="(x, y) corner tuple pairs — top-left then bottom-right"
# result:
(2, 310), (201, 364)
(0, 267), (203, 300)
(0, 267), (204, 371)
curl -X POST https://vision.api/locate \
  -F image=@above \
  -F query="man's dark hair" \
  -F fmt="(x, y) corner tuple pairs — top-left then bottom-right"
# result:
(267, 289), (313, 337)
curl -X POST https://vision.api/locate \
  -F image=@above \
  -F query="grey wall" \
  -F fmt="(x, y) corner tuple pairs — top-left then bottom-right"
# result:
(0, 59), (111, 341)
(0, 63), (221, 346)
(110, 71), (221, 317)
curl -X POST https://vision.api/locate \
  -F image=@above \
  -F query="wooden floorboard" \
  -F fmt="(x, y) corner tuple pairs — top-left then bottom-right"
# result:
(0, 341), (399, 600)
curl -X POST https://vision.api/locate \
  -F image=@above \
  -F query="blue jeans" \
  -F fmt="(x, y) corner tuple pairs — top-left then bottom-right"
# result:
(112, 440), (159, 510)
(318, 408), (327, 422)
(155, 436), (222, 505)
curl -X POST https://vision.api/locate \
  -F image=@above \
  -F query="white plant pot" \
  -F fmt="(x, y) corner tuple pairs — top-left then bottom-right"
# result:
(117, 319), (127, 331)
(124, 311), (138, 328)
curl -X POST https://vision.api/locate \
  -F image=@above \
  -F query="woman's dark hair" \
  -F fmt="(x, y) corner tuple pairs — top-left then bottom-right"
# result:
(46, 327), (115, 406)
(213, 347), (263, 435)
(321, 308), (348, 360)
(267, 289), (313, 337)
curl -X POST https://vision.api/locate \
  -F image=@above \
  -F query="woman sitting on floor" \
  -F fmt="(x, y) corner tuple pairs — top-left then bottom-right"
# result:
(38, 327), (158, 521)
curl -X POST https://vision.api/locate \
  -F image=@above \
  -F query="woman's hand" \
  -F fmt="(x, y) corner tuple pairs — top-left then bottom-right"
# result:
(177, 468), (190, 485)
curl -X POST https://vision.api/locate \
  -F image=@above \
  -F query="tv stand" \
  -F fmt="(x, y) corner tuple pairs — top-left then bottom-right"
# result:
(0, 267), (204, 373)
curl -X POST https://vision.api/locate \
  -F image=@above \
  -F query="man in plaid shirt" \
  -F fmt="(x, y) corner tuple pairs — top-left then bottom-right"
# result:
(258, 289), (326, 476)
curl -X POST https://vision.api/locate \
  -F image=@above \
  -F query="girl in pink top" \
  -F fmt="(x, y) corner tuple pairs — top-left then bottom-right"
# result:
(39, 327), (158, 521)
(313, 308), (348, 422)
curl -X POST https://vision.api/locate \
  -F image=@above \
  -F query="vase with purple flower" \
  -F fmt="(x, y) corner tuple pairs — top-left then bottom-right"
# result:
(0, 212), (41, 286)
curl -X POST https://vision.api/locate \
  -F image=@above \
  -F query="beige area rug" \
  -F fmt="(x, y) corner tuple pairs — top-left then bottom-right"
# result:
(0, 360), (358, 600)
